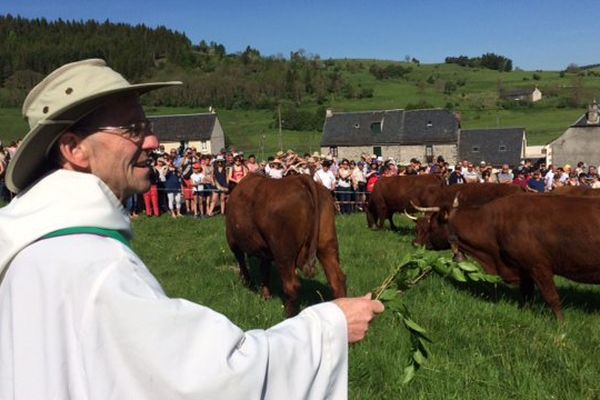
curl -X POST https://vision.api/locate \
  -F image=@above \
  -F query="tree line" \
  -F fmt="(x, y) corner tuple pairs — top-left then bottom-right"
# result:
(445, 53), (513, 72)
(0, 15), (371, 119)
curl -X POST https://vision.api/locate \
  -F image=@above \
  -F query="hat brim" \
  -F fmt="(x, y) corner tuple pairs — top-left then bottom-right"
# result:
(6, 81), (181, 194)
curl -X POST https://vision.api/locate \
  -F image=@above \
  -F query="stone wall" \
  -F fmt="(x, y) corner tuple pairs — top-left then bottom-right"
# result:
(320, 144), (458, 164)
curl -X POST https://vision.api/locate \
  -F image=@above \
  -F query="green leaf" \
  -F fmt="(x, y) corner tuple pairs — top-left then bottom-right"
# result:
(402, 365), (416, 385)
(404, 317), (427, 334)
(397, 252), (413, 268)
(450, 268), (467, 282)
(405, 267), (420, 281)
(468, 272), (481, 281)
(432, 262), (450, 275)
(418, 338), (431, 356)
(413, 348), (427, 365)
(436, 256), (452, 265)
(481, 274), (503, 283)
(458, 261), (480, 272)
(379, 288), (398, 302)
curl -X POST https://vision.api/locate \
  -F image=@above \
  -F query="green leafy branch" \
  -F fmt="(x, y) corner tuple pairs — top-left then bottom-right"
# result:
(373, 249), (502, 384)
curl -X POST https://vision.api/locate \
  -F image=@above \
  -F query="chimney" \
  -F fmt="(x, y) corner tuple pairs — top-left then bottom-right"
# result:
(325, 108), (333, 118)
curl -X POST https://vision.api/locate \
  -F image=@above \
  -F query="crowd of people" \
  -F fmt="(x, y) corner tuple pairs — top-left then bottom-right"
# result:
(3, 136), (598, 216)
(126, 147), (600, 219)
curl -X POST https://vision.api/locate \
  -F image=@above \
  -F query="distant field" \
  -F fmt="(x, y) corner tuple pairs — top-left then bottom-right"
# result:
(129, 212), (600, 400)
(2, 61), (600, 153)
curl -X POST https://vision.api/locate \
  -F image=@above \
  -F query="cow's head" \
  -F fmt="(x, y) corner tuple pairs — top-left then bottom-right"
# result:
(411, 200), (454, 250)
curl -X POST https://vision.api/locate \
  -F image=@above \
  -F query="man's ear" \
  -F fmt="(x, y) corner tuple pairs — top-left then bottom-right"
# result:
(57, 132), (91, 171)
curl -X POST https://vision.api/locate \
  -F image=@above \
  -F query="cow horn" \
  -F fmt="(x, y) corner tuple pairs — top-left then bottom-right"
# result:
(403, 209), (418, 221)
(452, 194), (460, 208)
(410, 200), (440, 213)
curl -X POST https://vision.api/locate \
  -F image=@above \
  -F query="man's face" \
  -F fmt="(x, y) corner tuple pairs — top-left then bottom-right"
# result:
(78, 94), (158, 201)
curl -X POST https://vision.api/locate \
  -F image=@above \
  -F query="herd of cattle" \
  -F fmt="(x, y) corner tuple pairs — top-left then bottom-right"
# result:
(226, 173), (600, 320)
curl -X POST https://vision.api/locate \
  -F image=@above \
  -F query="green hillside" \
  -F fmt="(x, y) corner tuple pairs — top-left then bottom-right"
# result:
(2, 16), (600, 156)
(4, 61), (599, 155)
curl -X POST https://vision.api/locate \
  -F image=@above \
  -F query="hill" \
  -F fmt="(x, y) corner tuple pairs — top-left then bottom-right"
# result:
(1, 15), (600, 155)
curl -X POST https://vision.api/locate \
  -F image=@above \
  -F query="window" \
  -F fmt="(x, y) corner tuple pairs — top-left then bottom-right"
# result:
(329, 146), (338, 157)
(499, 145), (507, 152)
(370, 122), (382, 134)
(472, 146), (480, 153)
(353, 123), (360, 129)
(425, 145), (433, 157)
(426, 120), (433, 127)
(201, 141), (208, 151)
(373, 146), (382, 157)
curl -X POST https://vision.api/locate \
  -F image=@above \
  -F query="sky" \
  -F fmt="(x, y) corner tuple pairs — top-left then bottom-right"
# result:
(3, 0), (599, 71)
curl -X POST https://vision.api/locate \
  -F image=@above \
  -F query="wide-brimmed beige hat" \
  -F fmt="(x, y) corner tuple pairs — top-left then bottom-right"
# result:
(6, 58), (182, 194)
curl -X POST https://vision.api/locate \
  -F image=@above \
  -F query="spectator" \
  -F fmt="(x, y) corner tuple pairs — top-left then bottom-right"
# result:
(314, 160), (336, 192)
(497, 164), (514, 184)
(448, 165), (465, 185)
(165, 163), (183, 218)
(512, 170), (530, 189)
(352, 161), (367, 211)
(544, 164), (556, 192)
(227, 154), (248, 193)
(143, 160), (161, 217)
(156, 157), (169, 212)
(267, 159), (285, 179)
(365, 162), (380, 195)
(560, 165), (571, 184)
(336, 159), (353, 214)
(190, 163), (205, 217)
(245, 154), (259, 173)
(209, 156), (228, 216)
(462, 163), (479, 183)
(527, 170), (545, 192)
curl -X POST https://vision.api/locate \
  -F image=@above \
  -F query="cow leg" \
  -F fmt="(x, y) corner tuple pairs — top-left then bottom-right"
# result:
(259, 258), (272, 300)
(388, 213), (399, 231)
(529, 267), (563, 320)
(279, 264), (301, 317)
(233, 248), (251, 288)
(317, 245), (347, 299)
(519, 272), (535, 307)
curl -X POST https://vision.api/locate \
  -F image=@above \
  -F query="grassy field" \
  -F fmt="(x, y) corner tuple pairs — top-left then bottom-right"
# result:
(2, 62), (600, 153)
(129, 212), (600, 399)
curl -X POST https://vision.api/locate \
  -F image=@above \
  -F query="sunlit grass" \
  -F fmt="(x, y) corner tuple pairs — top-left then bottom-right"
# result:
(130, 212), (600, 399)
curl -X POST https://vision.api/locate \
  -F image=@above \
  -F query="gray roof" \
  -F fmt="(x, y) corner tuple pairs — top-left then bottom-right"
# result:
(459, 128), (525, 166)
(571, 113), (600, 127)
(500, 88), (536, 98)
(148, 113), (217, 142)
(321, 109), (459, 146)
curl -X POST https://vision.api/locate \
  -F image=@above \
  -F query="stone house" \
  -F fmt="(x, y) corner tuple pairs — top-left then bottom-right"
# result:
(148, 112), (226, 154)
(545, 101), (600, 167)
(320, 108), (460, 164)
(500, 87), (542, 102)
(458, 128), (527, 167)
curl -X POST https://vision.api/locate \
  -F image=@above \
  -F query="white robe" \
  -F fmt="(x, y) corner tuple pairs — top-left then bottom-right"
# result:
(0, 170), (348, 399)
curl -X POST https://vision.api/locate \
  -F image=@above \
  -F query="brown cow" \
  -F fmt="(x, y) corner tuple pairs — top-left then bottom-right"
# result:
(552, 186), (600, 196)
(444, 193), (600, 319)
(411, 183), (525, 249)
(366, 174), (444, 230)
(226, 173), (347, 316)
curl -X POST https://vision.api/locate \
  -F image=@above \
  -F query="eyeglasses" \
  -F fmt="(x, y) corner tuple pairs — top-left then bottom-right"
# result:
(73, 119), (153, 143)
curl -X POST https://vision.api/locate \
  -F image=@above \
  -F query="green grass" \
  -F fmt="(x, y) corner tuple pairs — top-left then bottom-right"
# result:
(129, 212), (600, 399)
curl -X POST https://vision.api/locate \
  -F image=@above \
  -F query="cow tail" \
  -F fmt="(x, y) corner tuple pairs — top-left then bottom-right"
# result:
(299, 177), (319, 278)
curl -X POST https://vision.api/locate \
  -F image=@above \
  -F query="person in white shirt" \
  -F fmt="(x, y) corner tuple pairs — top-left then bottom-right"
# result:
(314, 160), (337, 191)
(544, 164), (556, 192)
(0, 59), (384, 400)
